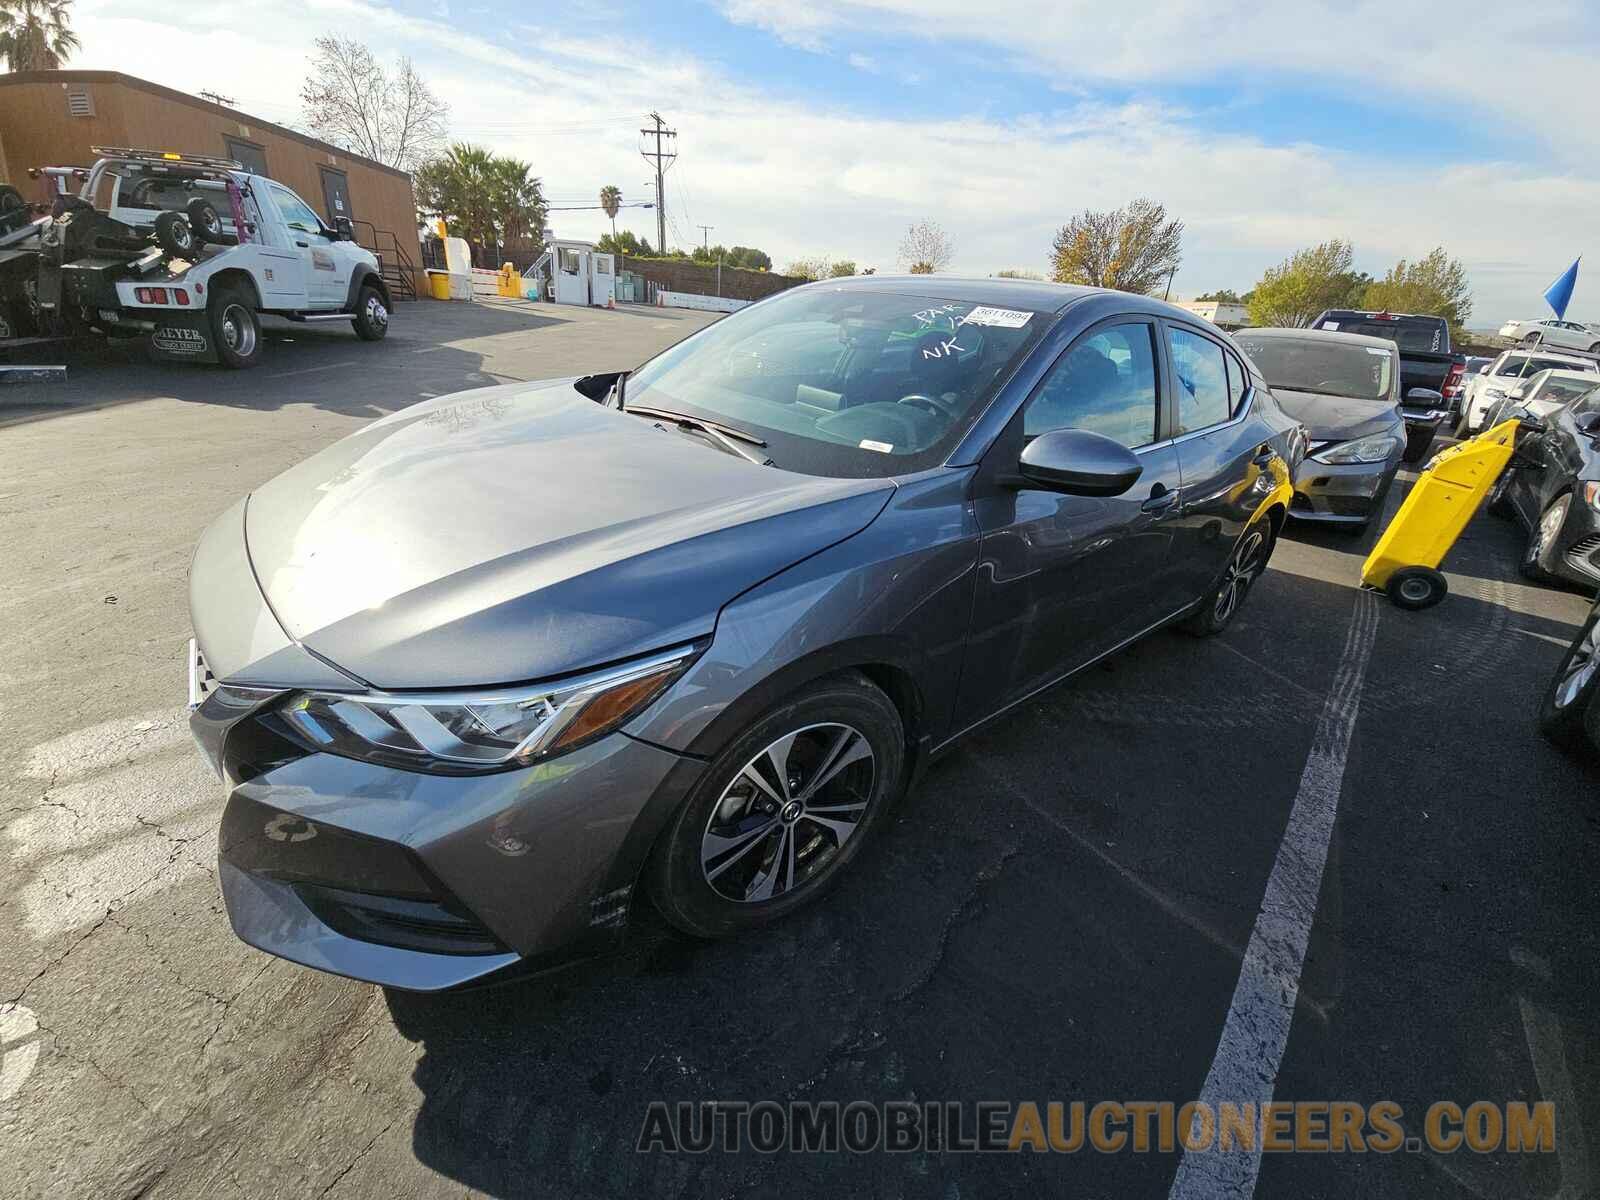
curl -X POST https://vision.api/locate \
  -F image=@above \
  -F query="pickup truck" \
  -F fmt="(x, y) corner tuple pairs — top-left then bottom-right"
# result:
(1309, 309), (1465, 462)
(1, 147), (392, 368)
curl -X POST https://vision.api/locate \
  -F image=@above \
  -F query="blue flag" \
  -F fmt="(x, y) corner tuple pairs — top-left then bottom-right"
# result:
(1544, 257), (1581, 319)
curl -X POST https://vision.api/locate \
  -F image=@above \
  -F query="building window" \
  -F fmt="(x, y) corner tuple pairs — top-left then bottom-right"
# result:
(225, 138), (269, 177)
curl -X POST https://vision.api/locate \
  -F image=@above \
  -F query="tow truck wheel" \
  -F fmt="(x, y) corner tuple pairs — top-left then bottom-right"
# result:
(154, 212), (195, 258)
(186, 199), (223, 244)
(352, 283), (389, 342)
(209, 287), (262, 369)
(1386, 566), (1448, 610)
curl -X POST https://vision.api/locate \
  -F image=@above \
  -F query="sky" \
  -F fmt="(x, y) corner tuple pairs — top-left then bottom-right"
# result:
(62, 0), (1600, 327)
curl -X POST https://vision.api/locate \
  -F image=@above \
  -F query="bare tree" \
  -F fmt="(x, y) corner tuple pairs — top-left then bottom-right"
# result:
(300, 36), (448, 173)
(898, 220), (954, 274)
(1050, 198), (1183, 295)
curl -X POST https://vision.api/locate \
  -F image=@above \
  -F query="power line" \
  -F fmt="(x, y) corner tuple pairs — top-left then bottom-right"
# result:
(639, 110), (677, 255)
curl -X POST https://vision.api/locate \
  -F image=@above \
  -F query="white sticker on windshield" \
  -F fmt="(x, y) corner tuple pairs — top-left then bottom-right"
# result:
(1366, 347), (1391, 356)
(859, 439), (894, 453)
(1321, 321), (1340, 330)
(961, 306), (1033, 329)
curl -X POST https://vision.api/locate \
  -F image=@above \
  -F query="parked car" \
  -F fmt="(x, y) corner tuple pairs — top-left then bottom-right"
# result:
(187, 278), (1301, 990)
(1236, 327), (1405, 530)
(1309, 309), (1463, 462)
(1494, 382), (1600, 588)
(1498, 318), (1600, 354)
(1456, 349), (1598, 438)
(1479, 370), (1600, 433)
(1537, 592), (1600, 755)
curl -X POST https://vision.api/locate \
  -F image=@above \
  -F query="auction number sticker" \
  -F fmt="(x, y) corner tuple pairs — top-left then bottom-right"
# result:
(961, 307), (1033, 329)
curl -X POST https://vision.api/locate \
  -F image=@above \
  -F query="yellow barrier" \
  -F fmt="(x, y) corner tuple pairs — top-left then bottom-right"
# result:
(497, 263), (522, 299)
(1360, 418), (1521, 609)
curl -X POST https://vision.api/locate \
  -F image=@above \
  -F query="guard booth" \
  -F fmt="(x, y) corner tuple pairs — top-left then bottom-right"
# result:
(545, 239), (614, 307)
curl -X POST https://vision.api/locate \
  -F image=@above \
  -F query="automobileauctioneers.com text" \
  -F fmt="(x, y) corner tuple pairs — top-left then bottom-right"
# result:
(638, 1099), (1555, 1155)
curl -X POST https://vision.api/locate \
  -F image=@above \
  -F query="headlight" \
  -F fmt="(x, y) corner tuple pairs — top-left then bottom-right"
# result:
(1584, 481), (1600, 512)
(273, 645), (698, 773)
(1310, 433), (1402, 465)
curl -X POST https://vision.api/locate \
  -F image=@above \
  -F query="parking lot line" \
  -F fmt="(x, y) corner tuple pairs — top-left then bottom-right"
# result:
(1168, 589), (1381, 1199)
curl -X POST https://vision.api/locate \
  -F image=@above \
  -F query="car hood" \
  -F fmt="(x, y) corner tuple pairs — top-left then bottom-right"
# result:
(1271, 388), (1402, 442)
(245, 380), (895, 688)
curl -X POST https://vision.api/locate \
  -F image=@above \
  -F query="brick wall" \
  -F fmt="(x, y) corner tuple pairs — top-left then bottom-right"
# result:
(620, 257), (807, 302)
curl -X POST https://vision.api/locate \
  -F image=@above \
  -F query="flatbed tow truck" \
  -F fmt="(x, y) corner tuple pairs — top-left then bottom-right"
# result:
(0, 147), (392, 369)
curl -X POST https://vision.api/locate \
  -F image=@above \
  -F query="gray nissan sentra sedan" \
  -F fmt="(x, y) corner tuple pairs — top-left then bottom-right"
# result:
(188, 277), (1302, 991)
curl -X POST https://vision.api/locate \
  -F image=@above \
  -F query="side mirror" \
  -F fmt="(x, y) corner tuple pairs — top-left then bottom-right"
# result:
(1574, 411), (1600, 436)
(1406, 387), (1444, 404)
(1507, 386), (1528, 401)
(1015, 428), (1143, 496)
(333, 216), (354, 241)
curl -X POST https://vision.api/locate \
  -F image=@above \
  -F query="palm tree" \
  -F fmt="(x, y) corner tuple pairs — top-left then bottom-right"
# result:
(0, 0), (80, 71)
(599, 185), (621, 237)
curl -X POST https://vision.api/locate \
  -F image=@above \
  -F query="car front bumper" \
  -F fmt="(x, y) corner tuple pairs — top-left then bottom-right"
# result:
(1290, 454), (1400, 525)
(195, 690), (702, 990)
(1550, 497), (1600, 590)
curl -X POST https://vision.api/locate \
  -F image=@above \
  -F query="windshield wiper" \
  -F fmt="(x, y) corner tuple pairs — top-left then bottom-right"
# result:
(629, 405), (773, 466)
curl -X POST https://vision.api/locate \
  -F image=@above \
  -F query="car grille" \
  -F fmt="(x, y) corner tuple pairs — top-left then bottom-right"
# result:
(1565, 534), (1600, 582)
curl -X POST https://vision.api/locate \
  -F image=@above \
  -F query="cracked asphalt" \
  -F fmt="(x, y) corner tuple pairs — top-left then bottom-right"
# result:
(4, 300), (1600, 1199)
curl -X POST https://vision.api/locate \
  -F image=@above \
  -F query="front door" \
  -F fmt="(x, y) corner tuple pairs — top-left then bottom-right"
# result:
(958, 318), (1189, 721)
(269, 184), (344, 308)
(318, 166), (353, 225)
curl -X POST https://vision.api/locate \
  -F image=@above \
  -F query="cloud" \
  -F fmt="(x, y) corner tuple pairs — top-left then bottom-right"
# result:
(65, 0), (1598, 323)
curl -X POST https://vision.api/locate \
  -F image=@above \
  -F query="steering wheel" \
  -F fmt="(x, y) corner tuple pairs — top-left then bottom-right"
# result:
(896, 393), (949, 417)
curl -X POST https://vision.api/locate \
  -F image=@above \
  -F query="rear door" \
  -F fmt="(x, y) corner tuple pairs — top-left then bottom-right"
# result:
(1163, 322), (1277, 600)
(959, 317), (1188, 719)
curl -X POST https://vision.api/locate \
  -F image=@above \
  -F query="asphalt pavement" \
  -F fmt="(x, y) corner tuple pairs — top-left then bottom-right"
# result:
(2, 301), (1597, 1199)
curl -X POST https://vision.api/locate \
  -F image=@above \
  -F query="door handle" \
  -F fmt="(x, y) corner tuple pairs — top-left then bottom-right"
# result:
(295, 240), (309, 248)
(1141, 487), (1180, 514)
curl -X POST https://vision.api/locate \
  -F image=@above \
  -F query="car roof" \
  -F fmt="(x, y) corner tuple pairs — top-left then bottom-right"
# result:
(1317, 309), (1444, 323)
(1244, 326), (1399, 351)
(1535, 369), (1600, 383)
(1501, 347), (1595, 365)
(810, 274), (1107, 314)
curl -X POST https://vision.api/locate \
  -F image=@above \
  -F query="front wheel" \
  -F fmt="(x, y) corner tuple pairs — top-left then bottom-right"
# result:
(648, 672), (905, 938)
(1538, 604), (1600, 754)
(207, 287), (262, 369)
(1184, 519), (1276, 636)
(352, 283), (389, 341)
(1520, 494), (1570, 583)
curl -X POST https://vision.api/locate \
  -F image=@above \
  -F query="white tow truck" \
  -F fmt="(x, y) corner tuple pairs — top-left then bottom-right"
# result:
(1, 147), (393, 368)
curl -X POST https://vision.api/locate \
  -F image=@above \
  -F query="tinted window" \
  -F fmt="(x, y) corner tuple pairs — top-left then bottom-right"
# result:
(1539, 377), (1600, 404)
(1225, 351), (1252, 413)
(1023, 323), (1159, 449)
(1326, 317), (1445, 353)
(225, 138), (269, 176)
(1237, 334), (1393, 402)
(1169, 327), (1231, 432)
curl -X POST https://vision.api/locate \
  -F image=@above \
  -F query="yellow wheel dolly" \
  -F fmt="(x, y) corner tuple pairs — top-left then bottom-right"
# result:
(1361, 418), (1523, 609)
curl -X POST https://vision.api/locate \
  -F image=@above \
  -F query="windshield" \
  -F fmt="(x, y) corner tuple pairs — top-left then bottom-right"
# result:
(1498, 354), (1593, 378)
(1537, 376), (1600, 404)
(1335, 319), (1445, 353)
(623, 287), (1048, 477)
(1236, 335), (1393, 402)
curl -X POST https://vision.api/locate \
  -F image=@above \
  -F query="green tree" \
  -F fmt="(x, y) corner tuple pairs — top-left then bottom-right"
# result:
(995, 268), (1045, 280)
(1246, 239), (1366, 328)
(0, 0), (79, 71)
(415, 144), (546, 264)
(785, 255), (831, 281)
(597, 230), (655, 257)
(1195, 288), (1242, 303)
(1050, 198), (1182, 294)
(1363, 248), (1473, 343)
(727, 246), (772, 271)
(599, 185), (622, 237)
(828, 260), (857, 277)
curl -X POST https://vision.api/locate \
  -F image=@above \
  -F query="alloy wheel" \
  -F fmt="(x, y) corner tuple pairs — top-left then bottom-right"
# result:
(1528, 498), (1567, 568)
(1214, 528), (1268, 624)
(1554, 617), (1599, 711)
(700, 722), (875, 903)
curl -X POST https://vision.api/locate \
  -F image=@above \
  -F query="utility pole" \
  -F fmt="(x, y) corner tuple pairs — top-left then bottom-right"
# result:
(639, 111), (677, 256)
(698, 225), (714, 252)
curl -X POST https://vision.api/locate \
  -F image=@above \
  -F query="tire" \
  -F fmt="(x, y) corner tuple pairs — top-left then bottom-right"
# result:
(1486, 467), (1517, 519)
(1537, 604), (1600, 754)
(153, 211), (195, 258)
(648, 672), (905, 938)
(1522, 332), (1541, 347)
(186, 199), (223, 244)
(352, 283), (389, 341)
(1519, 494), (1570, 583)
(1183, 518), (1276, 636)
(1589, 343), (1600, 356)
(207, 287), (262, 369)
(0, 184), (24, 234)
(1386, 566), (1448, 610)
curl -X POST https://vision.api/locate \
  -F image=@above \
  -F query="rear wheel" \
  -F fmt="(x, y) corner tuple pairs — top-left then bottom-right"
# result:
(648, 672), (904, 938)
(1538, 604), (1600, 754)
(352, 283), (389, 341)
(1522, 332), (1541, 347)
(207, 287), (262, 369)
(153, 211), (194, 258)
(1520, 494), (1570, 583)
(1184, 519), (1276, 636)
